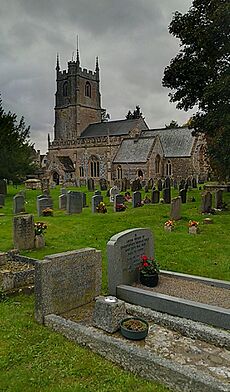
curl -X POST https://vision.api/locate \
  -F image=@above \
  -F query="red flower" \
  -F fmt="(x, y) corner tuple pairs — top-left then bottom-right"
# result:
(142, 255), (148, 262)
(143, 262), (149, 267)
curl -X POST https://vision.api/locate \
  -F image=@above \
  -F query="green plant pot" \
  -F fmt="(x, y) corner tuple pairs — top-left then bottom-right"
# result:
(140, 272), (159, 287)
(120, 317), (149, 340)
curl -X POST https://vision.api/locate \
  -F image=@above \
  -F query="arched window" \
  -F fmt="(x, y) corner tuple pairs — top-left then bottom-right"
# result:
(90, 156), (99, 177)
(137, 169), (143, 178)
(155, 155), (160, 174)
(79, 166), (84, 177)
(166, 160), (172, 176)
(63, 82), (68, 97)
(117, 165), (122, 179)
(85, 82), (91, 98)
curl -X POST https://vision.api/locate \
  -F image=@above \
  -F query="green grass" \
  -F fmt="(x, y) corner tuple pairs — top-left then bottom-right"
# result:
(0, 184), (229, 391)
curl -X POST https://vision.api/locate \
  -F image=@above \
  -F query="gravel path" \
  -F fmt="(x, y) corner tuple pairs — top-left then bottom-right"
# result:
(134, 275), (230, 309)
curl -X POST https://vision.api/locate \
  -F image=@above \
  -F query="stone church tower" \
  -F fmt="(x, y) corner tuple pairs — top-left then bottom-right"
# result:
(54, 49), (102, 140)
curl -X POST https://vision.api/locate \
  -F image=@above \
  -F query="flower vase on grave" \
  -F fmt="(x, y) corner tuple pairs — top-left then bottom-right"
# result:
(188, 226), (198, 234)
(34, 234), (45, 248)
(140, 272), (159, 287)
(164, 226), (172, 232)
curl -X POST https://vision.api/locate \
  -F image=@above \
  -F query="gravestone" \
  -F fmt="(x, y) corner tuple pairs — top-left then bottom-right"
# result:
(67, 191), (83, 214)
(179, 188), (187, 204)
(157, 179), (162, 191)
(151, 189), (160, 204)
(144, 184), (149, 193)
(59, 194), (67, 210)
(13, 194), (25, 214)
(114, 194), (125, 212)
(92, 195), (103, 213)
(99, 178), (107, 191)
(215, 190), (223, 209)
(163, 188), (171, 204)
(60, 187), (67, 195)
(179, 179), (185, 190)
(82, 192), (87, 208)
(192, 178), (197, 188)
(0, 194), (5, 207)
(87, 178), (95, 192)
(170, 196), (182, 220)
(107, 228), (154, 296)
(165, 177), (171, 189)
(37, 196), (53, 216)
(148, 178), (154, 189)
(34, 248), (102, 324)
(13, 214), (34, 250)
(109, 186), (119, 202)
(132, 191), (141, 208)
(0, 179), (7, 195)
(201, 192), (212, 213)
(94, 190), (101, 196)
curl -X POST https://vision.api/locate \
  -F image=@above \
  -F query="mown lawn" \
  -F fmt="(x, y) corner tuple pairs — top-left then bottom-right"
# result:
(0, 184), (229, 391)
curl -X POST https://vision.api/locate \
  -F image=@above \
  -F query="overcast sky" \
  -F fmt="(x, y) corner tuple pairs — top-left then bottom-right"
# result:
(0, 0), (193, 154)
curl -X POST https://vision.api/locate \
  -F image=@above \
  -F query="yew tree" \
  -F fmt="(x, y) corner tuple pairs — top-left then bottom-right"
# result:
(162, 0), (230, 181)
(0, 98), (36, 182)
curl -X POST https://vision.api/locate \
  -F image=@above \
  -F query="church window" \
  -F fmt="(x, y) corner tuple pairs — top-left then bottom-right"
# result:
(63, 82), (68, 97)
(137, 169), (143, 178)
(155, 155), (161, 174)
(166, 160), (172, 176)
(117, 165), (122, 179)
(79, 166), (84, 177)
(90, 156), (99, 177)
(85, 82), (91, 98)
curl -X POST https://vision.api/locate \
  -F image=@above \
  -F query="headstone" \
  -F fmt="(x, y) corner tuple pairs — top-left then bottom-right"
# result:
(201, 192), (212, 213)
(109, 186), (119, 202)
(107, 228), (154, 296)
(179, 179), (185, 190)
(94, 190), (101, 196)
(132, 191), (141, 208)
(170, 197), (182, 220)
(144, 184), (149, 193)
(157, 179), (162, 191)
(13, 194), (25, 214)
(87, 178), (95, 192)
(92, 195), (103, 213)
(162, 188), (171, 204)
(67, 191), (83, 214)
(0, 194), (5, 207)
(60, 187), (67, 195)
(165, 177), (171, 189)
(148, 178), (154, 189)
(114, 194), (125, 212)
(192, 178), (197, 188)
(59, 194), (67, 210)
(34, 248), (102, 324)
(179, 188), (187, 204)
(99, 178), (107, 191)
(151, 189), (160, 204)
(0, 179), (7, 195)
(82, 192), (87, 208)
(215, 190), (223, 209)
(37, 196), (53, 216)
(13, 214), (35, 250)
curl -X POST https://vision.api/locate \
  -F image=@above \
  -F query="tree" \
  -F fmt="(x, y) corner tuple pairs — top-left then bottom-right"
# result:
(165, 120), (180, 129)
(126, 105), (143, 119)
(162, 0), (230, 181)
(0, 98), (37, 182)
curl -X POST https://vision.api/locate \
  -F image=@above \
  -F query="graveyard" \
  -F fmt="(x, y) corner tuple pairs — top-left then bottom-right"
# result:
(0, 182), (230, 391)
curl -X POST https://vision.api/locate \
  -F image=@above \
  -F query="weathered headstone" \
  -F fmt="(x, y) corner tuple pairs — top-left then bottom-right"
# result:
(60, 187), (67, 195)
(67, 191), (83, 214)
(179, 188), (187, 204)
(148, 178), (154, 189)
(99, 178), (107, 191)
(215, 190), (223, 209)
(92, 195), (103, 213)
(163, 188), (171, 204)
(157, 179), (162, 191)
(107, 228), (154, 295)
(201, 192), (212, 213)
(0, 194), (5, 207)
(59, 194), (67, 210)
(37, 196), (53, 216)
(109, 186), (119, 202)
(179, 179), (185, 190)
(34, 248), (102, 324)
(151, 189), (160, 204)
(82, 192), (87, 208)
(170, 196), (182, 220)
(165, 177), (171, 189)
(0, 179), (7, 195)
(94, 190), (101, 196)
(87, 178), (95, 192)
(13, 194), (25, 214)
(13, 214), (34, 250)
(132, 191), (141, 208)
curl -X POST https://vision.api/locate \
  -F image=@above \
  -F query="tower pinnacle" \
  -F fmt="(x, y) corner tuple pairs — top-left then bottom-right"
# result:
(56, 53), (60, 72)
(76, 35), (80, 66)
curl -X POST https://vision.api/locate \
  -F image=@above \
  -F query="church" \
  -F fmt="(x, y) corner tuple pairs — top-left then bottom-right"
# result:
(46, 50), (208, 186)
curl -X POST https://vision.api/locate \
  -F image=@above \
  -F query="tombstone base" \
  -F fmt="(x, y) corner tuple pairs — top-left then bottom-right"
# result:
(93, 296), (126, 333)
